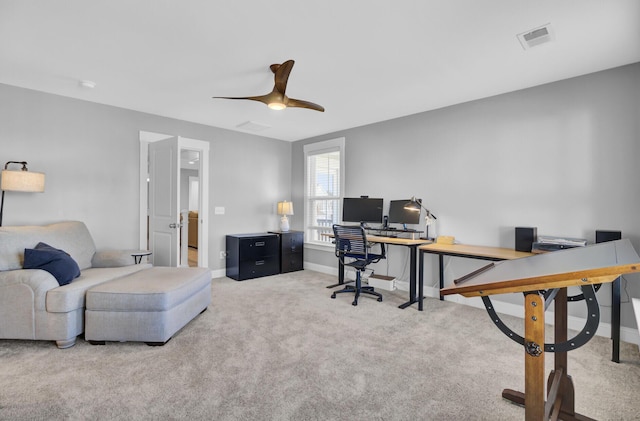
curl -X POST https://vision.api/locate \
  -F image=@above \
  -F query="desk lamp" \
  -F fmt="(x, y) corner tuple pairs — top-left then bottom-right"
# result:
(0, 161), (46, 226)
(404, 196), (437, 240)
(277, 200), (294, 232)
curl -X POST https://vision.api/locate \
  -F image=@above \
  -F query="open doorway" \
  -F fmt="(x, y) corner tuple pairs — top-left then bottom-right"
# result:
(186, 172), (200, 266)
(139, 131), (210, 268)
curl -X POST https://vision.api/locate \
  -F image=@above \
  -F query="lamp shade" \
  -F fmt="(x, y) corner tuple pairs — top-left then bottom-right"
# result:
(404, 197), (421, 212)
(1, 169), (45, 192)
(277, 201), (294, 216)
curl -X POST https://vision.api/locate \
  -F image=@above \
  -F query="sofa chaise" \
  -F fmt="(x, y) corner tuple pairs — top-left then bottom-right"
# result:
(0, 221), (155, 348)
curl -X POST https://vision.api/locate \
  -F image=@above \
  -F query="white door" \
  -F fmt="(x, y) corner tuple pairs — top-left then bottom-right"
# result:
(149, 137), (180, 266)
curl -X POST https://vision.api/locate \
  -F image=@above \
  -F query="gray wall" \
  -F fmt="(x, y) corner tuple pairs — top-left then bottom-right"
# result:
(0, 83), (291, 272)
(292, 62), (640, 330)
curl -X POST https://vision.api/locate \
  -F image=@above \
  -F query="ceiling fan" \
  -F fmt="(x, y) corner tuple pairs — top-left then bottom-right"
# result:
(213, 60), (325, 112)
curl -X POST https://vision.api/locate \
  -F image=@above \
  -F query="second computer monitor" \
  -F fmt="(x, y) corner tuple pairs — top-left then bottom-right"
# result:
(388, 199), (421, 225)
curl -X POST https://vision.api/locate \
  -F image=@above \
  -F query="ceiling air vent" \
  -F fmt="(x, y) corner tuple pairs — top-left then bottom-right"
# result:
(236, 121), (271, 132)
(517, 23), (554, 50)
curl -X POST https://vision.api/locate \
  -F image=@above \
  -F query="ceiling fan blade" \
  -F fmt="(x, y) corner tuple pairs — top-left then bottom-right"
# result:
(286, 97), (325, 112)
(274, 60), (294, 94)
(212, 95), (271, 106)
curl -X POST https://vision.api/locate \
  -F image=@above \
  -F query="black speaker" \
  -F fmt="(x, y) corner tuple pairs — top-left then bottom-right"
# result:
(596, 230), (621, 244)
(515, 227), (537, 252)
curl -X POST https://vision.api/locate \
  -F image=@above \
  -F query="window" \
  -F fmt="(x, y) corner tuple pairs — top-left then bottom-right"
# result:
(304, 137), (345, 246)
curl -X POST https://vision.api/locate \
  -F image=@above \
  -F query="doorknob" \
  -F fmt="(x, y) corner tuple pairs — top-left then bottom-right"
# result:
(169, 223), (181, 229)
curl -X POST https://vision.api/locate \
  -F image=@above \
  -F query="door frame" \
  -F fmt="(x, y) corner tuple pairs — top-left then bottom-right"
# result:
(139, 131), (210, 268)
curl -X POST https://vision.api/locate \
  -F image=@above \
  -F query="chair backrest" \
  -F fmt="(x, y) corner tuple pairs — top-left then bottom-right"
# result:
(333, 224), (368, 261)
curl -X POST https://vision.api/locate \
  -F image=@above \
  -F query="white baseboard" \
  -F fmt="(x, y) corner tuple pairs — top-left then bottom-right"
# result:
(304, 263), (640, 346)
(422, 286), (640, 346)
(304, 262), (337, 276)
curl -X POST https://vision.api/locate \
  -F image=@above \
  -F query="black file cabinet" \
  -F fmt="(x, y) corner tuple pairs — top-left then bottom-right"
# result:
(270, 230), (304, 273)
(226, 233), (280, 281)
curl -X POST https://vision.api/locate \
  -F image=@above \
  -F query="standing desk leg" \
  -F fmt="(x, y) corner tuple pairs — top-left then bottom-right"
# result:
(418, 250), (424, 311)
(399, 245), (419, 309)
(438, 254), (444, 301)
(612, 276), (621, 363)
(326, 258), (349, 288)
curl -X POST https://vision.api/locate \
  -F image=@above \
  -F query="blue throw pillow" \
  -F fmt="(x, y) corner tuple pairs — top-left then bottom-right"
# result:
(23, 242), (81, 286)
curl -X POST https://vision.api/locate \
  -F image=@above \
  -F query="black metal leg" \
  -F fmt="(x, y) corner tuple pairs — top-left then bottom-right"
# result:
(418, 250), (424, 311)
(612, 276), (621, 363)
(399, 245), (419, 309)
(353, 273), (361, 306)
(327, 258), (350, 288)
(438, 254), (444, 301)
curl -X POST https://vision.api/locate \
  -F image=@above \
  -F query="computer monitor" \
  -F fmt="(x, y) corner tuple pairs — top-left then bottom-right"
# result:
(342, 197), (383, 224)
(388, 199), (421, 225)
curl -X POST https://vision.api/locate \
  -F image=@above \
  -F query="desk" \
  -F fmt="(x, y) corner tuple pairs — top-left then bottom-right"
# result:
(418, 243), (532, 310)
(328, 234), (431, 309)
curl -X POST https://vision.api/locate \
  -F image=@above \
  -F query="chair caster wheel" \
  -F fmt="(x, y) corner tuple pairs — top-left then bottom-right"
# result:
(352, 301), (358, 306)
(331, 294), (336, 299)
(377, 297), (383, 302)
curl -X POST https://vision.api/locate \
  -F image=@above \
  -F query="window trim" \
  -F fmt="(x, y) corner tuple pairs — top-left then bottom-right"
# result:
(303, 137), (345, 248)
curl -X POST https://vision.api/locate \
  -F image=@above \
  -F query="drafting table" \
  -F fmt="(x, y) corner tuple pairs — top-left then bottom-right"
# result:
(441, 239), (640, 421)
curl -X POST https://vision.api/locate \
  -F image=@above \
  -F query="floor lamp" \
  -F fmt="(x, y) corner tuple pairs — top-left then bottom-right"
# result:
(0, 161), (46, 226)
(404, 196), (437, 240)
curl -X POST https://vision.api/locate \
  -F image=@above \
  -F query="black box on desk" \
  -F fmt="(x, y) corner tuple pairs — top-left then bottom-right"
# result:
(515, 227), (537, 252)
(596, 230), (621, 244)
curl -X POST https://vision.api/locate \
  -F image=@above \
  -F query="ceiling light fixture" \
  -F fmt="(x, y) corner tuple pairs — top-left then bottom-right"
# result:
(268, 102), (286, 111)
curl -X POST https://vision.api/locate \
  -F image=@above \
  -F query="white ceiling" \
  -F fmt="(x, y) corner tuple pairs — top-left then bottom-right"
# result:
(1, 1), (638, 142)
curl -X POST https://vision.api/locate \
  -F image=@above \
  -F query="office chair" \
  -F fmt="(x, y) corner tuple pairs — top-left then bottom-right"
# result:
(331, 224), (385, 306)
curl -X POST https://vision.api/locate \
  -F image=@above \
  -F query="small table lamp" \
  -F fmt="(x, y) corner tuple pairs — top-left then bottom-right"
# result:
(277, 200), (294, 232)
(0, 161), (46, 226)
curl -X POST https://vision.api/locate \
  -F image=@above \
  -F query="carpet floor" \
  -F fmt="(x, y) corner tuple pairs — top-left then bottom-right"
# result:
(1, 270), (639, 420)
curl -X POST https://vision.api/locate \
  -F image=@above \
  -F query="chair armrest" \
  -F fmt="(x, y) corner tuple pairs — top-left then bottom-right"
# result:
(366, 242), (386, 260)
(91, 250), (141, 268)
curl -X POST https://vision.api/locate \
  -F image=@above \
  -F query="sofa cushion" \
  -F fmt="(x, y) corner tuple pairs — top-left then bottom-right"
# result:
(0, 221), (96, 271)
(45, 264), (152, 313)
(91, 250), (139, 268)
(86, 267), (212, 312)
(23, 242), (81, 286)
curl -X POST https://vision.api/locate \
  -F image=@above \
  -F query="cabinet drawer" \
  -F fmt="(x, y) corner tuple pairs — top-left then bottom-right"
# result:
(239, 236), (279, 260)
(282, 232), (304, 253)
(238, 257), (279, 280)
(281, 253), (303, 273)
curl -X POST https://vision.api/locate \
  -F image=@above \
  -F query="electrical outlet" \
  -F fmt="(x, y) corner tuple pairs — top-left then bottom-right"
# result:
(219, 251), (227, 259)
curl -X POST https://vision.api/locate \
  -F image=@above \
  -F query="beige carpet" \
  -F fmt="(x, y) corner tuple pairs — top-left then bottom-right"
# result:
(1, 270), (639, 420)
